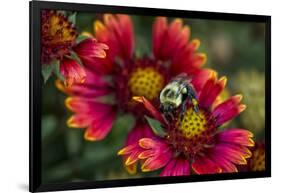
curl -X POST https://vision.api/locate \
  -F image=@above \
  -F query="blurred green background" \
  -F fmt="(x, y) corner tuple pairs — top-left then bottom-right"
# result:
(42, 12), (265, 184)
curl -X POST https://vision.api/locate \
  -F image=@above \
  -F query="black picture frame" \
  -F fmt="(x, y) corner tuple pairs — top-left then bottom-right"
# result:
(29, 0), (271, 192)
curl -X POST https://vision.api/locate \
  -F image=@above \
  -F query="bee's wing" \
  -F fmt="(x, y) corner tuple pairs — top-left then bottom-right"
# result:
(172, 73), (187, 80)
(171, 73), (191, 85)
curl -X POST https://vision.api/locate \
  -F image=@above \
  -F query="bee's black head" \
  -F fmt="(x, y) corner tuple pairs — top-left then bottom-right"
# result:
(160, 103), (176, 114)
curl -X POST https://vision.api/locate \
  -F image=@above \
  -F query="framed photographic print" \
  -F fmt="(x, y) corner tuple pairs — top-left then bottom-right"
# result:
(29, 0), (271, 192)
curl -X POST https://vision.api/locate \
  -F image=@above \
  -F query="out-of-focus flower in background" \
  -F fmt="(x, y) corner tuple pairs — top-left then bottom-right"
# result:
(56, 14), (210, 173)
(232, 70), (265, 136)
(247, 141), (265, 171)
(41, 10), (108, 86)
(118, 73), (254, 176)
(210, 32), (234, 66)
(41, 10), (77, 64)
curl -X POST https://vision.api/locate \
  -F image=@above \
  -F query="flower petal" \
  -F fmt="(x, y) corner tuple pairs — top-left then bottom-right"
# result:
(138, 138), (157, 149)
(56, 69), (112, 97)
(137, 138), (172, 172)
(125, 123), (155, 146)
(124, 161), (137, 174)
(199, 74), (227, 108)
(152, 17), (168, 59)
(84, 109), (116, 141)
(153, 18), (189, 61)
(120, 123), (155, 174)
(133, 96), (165, 123)
(74, 38), (108, 59)
(160, 158), (190, 176)
(152, 17), (205, 76)
(95, 14), (134, 62)
(170, 43), (207, 76)
(60, 58), (86, 87)
(118, 143), (142, 174)
(213, 95), (246, 125)
(141, 153), (172, 172)
(216, 128), (254, 147)
(207, 153), (238, 173)
(65, 97), (113, 114)
(67, 114), (92, 128)
(118, 144), (138, 156)
(191, 69), (216, 93)
(125, 150), (142, 166)
(138, 150), (156, 159)
(211, 144), (249, 165)
(65, 97), (116, 141)
(205, 129), (254, 170)
(192, 156), (222, 174)
(160, 158), (175, 176)
(74, 38), (112, 74)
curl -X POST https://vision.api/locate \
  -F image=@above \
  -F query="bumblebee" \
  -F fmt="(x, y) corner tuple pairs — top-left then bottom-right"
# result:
(159, 73), (199, 121)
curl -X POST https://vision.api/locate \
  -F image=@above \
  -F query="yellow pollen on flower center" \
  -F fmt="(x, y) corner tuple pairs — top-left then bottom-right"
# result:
(128, 67), (165, 100)
(251, 148), (265, 171)
(177, 108), (208, 139)
(48, 15), (76, 44)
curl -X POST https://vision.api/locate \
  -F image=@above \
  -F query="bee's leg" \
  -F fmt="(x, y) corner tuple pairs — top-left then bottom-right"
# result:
(164, 110), (173, 122)
(180, 100), (188, 121)
(159, 104), (164, 114)
(193, 104), (200, 114)
(191, 98), (200, 114)
(166, 112), (174, 122)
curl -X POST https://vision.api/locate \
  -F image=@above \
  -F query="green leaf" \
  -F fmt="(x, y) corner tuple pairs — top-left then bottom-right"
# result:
(68, 12), (77, 25)
(42, 59), (59, 83)
(145, 116), (167, 137)
(65, 51), (83, 66)
(76, 34), (89, 44)
(42, 59), (64, 83)
(42, 64), (54, 83)
(52, 60), (64, 81)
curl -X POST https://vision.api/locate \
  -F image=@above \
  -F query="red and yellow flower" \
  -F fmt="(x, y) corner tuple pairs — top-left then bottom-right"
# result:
(57, 14), (209, 145)
(41, 10), (108, 86)
(118, 72), (254, 176)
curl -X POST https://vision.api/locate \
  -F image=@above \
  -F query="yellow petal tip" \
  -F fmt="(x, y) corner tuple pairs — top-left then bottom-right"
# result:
(117, 148), (126, 155)
(94, 20), (105, 33)
(219, 76), (228, 86)
(132, 96), (142, 102)
(239, 104), (247, 112)
(125, 164), (137, 175)
(65, 97), (73, 109)
(84, 131), (96, 141)
(235, 94), (243, 101)
(81, 31), (93, 37)
(192, 39), (201, 50)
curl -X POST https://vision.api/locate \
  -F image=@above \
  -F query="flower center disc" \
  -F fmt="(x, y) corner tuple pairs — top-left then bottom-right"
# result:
(167, 107), (216, 156)
(128, 67), (165, 100)
(178, 108), (208, 138)
(46, 14), (77, 45)
(41, 11), (77, 63)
